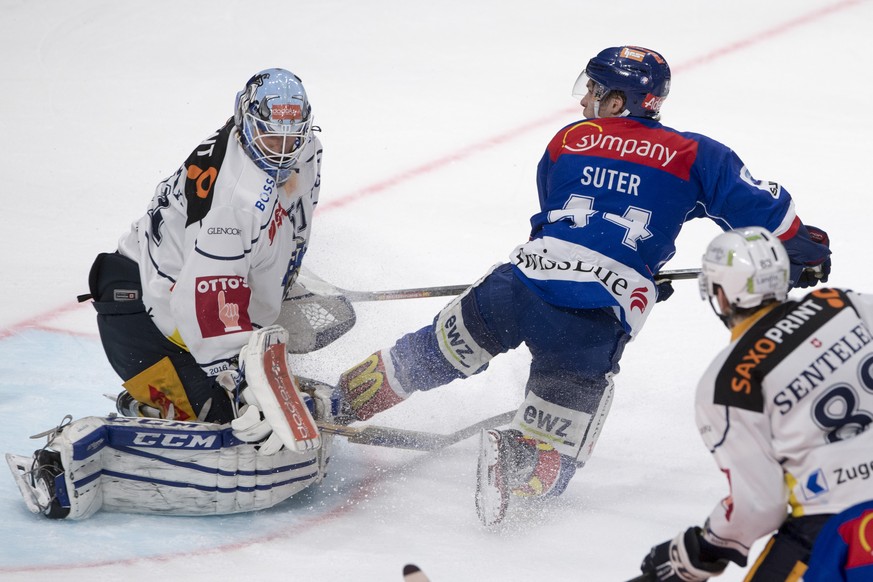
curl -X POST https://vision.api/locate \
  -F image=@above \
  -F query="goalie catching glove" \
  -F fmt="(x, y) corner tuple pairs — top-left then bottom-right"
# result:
(640, 527), (729, 581)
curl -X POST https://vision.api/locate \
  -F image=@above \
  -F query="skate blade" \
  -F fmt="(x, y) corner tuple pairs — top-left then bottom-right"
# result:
(474, 429), (508, 527)
(5, 453), (47, 514)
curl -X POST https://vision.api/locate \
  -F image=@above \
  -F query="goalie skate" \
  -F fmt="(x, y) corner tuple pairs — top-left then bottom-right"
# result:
(114, 390), (161, 418)
(6, 450), (69, 519)
(475, 428), (509, 527)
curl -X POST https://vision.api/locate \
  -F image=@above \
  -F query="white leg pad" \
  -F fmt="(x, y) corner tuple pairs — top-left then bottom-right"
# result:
(8, 415), (326, 519)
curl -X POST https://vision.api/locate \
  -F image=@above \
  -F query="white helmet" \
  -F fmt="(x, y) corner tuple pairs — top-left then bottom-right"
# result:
(699, 227), (790, 317)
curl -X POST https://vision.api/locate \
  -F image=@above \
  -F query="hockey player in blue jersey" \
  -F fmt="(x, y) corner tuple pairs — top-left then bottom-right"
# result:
(334, 45), (832, 526)
(805, 499), (873, 581)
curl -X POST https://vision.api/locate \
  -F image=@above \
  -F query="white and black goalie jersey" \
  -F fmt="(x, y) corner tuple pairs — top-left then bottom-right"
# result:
(695, 288), (873, 558)
(118, 119), (322, 375)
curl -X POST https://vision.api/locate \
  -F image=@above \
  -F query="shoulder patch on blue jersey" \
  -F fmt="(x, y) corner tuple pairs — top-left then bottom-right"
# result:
(714, 288), (854, 412)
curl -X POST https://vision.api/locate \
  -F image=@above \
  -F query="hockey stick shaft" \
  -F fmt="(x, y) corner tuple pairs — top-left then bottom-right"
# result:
(339, 268), (701, 302)
(317, 409), (516, 451)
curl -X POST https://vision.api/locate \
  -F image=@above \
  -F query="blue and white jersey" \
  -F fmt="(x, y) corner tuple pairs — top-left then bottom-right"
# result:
(511, 116), (798, 336)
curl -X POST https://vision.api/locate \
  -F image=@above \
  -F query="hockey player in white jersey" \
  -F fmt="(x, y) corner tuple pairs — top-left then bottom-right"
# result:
(91, 67), (322, 425)
(5, 69), (341, 520)
(638, 227), (873, 581)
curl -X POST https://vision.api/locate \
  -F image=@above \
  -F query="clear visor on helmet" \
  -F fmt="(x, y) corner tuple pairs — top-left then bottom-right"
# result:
(571, 72), (609, 100)
(243, 111), (311, 169)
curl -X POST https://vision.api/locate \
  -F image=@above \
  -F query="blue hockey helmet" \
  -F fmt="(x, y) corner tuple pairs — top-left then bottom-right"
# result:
(234, 68), (313, 184)
(573, 46), (671, 119)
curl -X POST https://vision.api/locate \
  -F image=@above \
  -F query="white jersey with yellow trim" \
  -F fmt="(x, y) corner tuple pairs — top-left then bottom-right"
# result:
(694, 288), (873, 559)
(118, 119), (322, 375)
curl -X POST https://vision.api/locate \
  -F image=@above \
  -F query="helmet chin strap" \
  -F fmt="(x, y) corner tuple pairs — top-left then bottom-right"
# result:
(705, 289), (736, 329)
(708, 299), (733, 329)
(708, 295), (756, 330)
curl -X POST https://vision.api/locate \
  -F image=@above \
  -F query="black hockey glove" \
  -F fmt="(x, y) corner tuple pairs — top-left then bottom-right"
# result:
(654, 279), (675, 303)
(640, 527), (728, 581)
(783, 224), (831, 289)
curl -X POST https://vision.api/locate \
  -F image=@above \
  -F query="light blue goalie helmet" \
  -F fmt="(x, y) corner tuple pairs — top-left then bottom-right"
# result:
(234, 68), (313, 184)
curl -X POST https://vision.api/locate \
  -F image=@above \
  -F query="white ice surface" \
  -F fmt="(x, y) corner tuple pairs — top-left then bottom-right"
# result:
(2, 1), (872, 580)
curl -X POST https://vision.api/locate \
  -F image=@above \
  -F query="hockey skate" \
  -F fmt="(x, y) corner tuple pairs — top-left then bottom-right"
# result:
(6, 449), (70, 519)
(475, 428), (510, 527)
(475, 428), (563, 526)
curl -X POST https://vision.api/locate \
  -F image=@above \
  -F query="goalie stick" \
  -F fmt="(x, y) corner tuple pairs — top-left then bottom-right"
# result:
(331, 268), (703, 302)
(274, 267), (702, 353)
(317, 409), (516, 452)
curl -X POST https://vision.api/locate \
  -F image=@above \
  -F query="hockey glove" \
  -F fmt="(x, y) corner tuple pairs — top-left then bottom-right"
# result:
(230, 398), (286, 455)
(216, 368), (286, 454)
(654, 279), (675, 303)
(640, 527), (728, 581)
(783, 224), (831, 289)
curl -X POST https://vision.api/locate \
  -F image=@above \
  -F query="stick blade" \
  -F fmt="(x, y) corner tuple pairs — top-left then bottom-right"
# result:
(402, 564), (431, 582)
(317, 409), (516, 452)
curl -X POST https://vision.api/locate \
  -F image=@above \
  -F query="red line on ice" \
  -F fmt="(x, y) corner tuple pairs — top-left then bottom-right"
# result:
(0, 457), (388, 574)
(1, 0), (860, 337)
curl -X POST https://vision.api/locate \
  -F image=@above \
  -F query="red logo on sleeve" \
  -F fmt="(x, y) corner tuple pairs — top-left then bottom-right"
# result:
(195, 276), (253, 338)
(630, 287), (649, 312)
